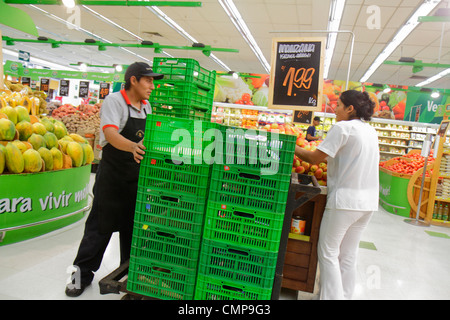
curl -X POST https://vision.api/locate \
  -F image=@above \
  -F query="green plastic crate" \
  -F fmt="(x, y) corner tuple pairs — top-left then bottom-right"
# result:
(127, 256), (197, 300)
(150, 81), (213, 110)
(130, 222), (202, 269)
(195, 274), (272, 300)
(143, 114), (220, 164)
(151, 102), (212, 121)
(134, 188), (208, 234)
(202, 201), (284, 252)
(217, 125), (297, 176)
(138, 152), (212, 199)
(153, 57), (216, 91)
(198, 239), (278, 289)
(208, 164), (291, 214)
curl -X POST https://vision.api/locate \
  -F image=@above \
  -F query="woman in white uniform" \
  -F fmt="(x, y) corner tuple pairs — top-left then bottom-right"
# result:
(295, 90), (379, 300)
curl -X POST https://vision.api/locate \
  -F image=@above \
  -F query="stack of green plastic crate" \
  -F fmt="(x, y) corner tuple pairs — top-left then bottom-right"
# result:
(127, 114), (218, 300)
(195, 126), (297, 300)
(150, 57), (216, 121)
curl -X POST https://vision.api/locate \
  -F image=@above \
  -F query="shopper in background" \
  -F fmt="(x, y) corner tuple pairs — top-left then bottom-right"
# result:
(295, 90), (379, 300)
(306, 116), (322, 142)
(65, 62), (163, 297)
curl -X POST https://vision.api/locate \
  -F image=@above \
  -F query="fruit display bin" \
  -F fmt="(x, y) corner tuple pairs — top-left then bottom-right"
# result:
(216, 126), (297, 176)
(138, 152), (212, 199)
(152, 57), (216, 91)
(130, 222), (202, 270)
(208, 164), (291, 214)
(197, 239), (278, 289)
(202, 201), (284, 252)
(195, 274), (272, 300)
(143, 114), (219, 163)
(127, 256), (197, 300)
(134, 188), (208, 234)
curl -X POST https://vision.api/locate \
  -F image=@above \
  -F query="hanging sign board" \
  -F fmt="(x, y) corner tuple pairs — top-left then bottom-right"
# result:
(40, 78), (50, 93)
(99, 82), (110, 100)
(59, 79), (70, 97)
(79, 81), (90, 98)
(268, 37), (325, 111)
(293, 110), (314, 125)
(21, 77), (31, 87)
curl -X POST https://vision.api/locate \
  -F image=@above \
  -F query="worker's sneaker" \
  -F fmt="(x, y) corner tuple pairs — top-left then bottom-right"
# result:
(65, 281), (90, 297)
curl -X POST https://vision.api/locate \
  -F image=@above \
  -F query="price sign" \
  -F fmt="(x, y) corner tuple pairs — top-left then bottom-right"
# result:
(79, 81), (90, 98)
(59, 79), (70, 97)
(293, 110), (314, 125)
(40, 78), (50, 93)
(268, 37), (325, 111)
(99, 82), (110, 99)
(21, 77), (31, 87)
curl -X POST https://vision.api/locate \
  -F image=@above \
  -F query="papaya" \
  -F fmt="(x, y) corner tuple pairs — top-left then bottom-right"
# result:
(23, 149), (42, 173)
(81, 143), (94, 165)
(29, 115), (40, 124)
(1, 106), (18, 124)
(62, 153), (72, 169)
(38, 147), (53, 171)
(15, 106), (31, 123)
(40, 118), (55, 133)
(53, 123), (67, 139)
(16, 120), (34, 141)
(0, 147), (5, 174)
(69, 133), (88, 144)
(28, 133), (46, 150)
(66, 142), (83, 167)
(32, 122), (47, 136)
(12, 140), (28, 153)
(58, 139), (71, 153)
(5, 142), (24, 173)
(0, 118), (16, 141)
(50, 147), (63, 170)
(43, 132), (58, 149)
(0, 112), (8, 119)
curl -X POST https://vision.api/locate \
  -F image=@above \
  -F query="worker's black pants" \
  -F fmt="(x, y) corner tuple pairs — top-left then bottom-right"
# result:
(71, 170), (133, 286)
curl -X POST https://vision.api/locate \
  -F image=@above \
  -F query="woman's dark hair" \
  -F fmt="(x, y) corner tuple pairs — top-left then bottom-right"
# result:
(124, 75), (142, 90)
(339, 90), (375, 121)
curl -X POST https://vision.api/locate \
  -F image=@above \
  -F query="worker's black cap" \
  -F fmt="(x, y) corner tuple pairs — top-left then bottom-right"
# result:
(313, 116), (321, 122)
(125, 62), (164, 82)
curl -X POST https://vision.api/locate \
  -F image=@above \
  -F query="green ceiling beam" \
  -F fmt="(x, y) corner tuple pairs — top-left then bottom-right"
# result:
(4, 0), (202, 6)
(2, 36), (239, 56)
(418, 16), (450, 23)
(384, 60), (450, 74)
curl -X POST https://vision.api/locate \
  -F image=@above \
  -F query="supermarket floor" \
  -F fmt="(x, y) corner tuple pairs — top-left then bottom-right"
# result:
(1, 173), (450, 300)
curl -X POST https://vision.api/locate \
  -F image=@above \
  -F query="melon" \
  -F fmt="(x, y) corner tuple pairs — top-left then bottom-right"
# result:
(5, 142), (24, 173)
(38, 147), (53, 171)
(28, 133), (47, 150)
(16, 120), (34, 141)
(50, 147), (63, 170)
(15, 106), (31, 123)
(66, 142), (84, 167)
(0, 118), (16, 141)
(23, 149), (42, 173)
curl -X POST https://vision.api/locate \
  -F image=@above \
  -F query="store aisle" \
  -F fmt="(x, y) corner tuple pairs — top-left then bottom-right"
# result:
(0, 173), (449, 300)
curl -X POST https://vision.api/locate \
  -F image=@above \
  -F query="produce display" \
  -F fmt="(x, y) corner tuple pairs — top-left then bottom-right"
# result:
(1, 81), (47, 115)
(379, 151), (434, 177)
(0, 93), (94, 175)
(214, 74), (270, 106)
(51, 103), (101, 135)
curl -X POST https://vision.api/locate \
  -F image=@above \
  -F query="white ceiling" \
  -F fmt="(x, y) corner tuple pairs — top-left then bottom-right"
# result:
(1, 0), (450, 89)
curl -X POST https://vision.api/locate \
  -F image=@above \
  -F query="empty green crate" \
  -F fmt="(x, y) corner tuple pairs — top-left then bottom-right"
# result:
(202, 201), (284, 252)
(138, 152), (212, 199)
(151, 102), (212, 121)
(143, 114), (220, 163)
(195, 274), (272, 300)
(130, 223), (202, 269)
(153, 57), (216, 91)
(127, 256), (197, 300)
(198, 239), (278, 288)
(150, 81), (213, 110)
(217, 125), (296, 176)
(135, 188), (208, 234)
(208, 164), (291, 214)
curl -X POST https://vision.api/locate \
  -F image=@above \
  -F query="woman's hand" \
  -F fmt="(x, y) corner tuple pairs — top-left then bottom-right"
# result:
(133, 139), (146, 164)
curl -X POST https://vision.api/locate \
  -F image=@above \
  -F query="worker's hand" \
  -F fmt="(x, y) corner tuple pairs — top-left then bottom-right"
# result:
(133, 140), (146, 164)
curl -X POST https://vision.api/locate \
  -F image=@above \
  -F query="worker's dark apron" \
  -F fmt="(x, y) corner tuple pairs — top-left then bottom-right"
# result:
(96, 91), (146, 234)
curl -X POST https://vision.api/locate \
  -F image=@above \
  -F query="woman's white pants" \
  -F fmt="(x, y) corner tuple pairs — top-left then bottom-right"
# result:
(317, 208), (373, 300)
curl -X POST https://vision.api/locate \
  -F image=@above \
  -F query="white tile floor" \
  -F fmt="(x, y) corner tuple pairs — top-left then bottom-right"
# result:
(1, 173), (450, 300)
